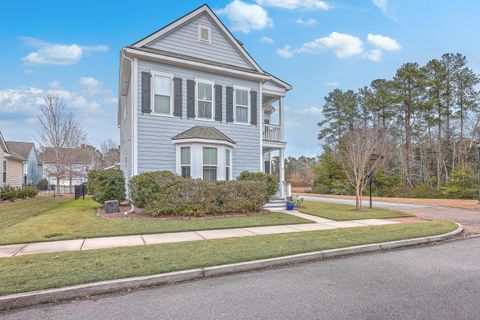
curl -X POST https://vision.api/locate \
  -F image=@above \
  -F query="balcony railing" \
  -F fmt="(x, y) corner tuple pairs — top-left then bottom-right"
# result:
(263, 124), (283, 142)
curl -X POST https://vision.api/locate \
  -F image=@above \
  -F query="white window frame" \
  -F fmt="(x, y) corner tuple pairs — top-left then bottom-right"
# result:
(198, 24), (211, 44)
(233, 85), (250, 125)
(195, 78), (215, 121)
(150, 70), (174, 116)
(180, 146), (191, 178)
(225, 148), (232, 181)
(202, 146), (218, 181)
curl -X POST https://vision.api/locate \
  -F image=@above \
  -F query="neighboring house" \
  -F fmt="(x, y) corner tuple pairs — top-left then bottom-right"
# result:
(0, 131), (26, 188)
(118, 5), (292, 197)
(39, 147), (94, 187)
(5, 141), (41, 185)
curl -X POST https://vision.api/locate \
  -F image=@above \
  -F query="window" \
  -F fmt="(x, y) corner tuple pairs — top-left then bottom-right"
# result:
(235, 88), (249, 123)
(198, 25), (211, 43)
(153, 74), (172, 114)
(225, 149), (231, 181)
(197, 81), (213, 119)
(181, 147), (191, 178)
(2, 160), (6, 184)
(203, 147), (217, 181)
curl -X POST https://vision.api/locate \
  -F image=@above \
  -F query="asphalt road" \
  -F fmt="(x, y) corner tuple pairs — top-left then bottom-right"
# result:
(301, 195), (480, 233)
(3, 237), (480, 320)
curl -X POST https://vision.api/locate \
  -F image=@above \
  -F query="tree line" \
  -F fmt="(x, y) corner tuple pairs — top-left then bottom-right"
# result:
(288, 53), (480, 200)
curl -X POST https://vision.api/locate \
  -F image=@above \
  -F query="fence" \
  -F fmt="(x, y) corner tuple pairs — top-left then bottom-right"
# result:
(22, 184), (85, 198)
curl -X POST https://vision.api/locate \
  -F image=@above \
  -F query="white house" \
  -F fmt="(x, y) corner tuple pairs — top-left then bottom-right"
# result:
(118, 4), (291, 199)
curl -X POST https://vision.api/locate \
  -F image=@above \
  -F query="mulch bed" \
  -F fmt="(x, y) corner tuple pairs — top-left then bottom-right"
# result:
(97, 204), (268, 220)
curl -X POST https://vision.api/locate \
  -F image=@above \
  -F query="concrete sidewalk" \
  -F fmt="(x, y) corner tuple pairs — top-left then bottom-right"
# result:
(0, 211), (399, 258)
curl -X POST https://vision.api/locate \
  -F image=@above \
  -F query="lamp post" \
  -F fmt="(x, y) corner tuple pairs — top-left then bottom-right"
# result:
(368, 154), (379, 209)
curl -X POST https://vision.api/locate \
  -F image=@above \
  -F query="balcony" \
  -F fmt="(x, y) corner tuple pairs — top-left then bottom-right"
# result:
(263, 124), (283, 143)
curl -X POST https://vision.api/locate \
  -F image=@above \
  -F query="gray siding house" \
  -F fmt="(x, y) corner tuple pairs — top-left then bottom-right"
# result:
(118, 4), (291, 197)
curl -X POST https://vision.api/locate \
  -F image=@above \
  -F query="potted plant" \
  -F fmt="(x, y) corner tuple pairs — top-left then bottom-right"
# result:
(286, 196), (294, 210)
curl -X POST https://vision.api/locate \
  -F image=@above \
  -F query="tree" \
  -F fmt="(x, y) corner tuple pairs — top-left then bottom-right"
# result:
(37, 94), (86, 193)
(100, 138), (120, 169)
(334, 128), (386, 211)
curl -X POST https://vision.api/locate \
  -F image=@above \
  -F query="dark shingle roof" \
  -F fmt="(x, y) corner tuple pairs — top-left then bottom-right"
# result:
(172, 126), (235, 144)
(5, 141), (34, 160)
(40, 147), (94, 164)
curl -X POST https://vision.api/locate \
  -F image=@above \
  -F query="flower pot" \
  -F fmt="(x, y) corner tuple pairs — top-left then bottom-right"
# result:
(286, 203), (294, 211)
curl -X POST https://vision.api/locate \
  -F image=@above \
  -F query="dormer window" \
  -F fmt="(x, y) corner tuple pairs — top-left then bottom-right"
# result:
(198, 25), (211, 44)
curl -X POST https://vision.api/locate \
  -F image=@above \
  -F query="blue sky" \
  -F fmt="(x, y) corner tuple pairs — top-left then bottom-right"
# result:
(1, 0), (479, 157)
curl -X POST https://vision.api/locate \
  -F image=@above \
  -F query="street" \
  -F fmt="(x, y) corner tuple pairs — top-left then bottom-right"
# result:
(3, 237), (480, 320)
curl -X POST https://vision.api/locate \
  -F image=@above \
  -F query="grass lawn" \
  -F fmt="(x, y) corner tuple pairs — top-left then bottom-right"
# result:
(0, 198), (310, 245)
(0, 220), (456, 295)
(299, 201), (414, 221)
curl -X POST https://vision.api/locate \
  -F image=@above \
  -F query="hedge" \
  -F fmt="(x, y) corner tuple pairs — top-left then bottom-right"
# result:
(0, 185), (38, 201)
(129, 171), (270, 216)
(87, 169), (126, 204)
(237, 171), (279, 199)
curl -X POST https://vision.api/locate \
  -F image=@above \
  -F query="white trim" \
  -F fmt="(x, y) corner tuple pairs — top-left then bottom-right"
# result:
(172, 138), (235, 148)
(197, 24), (211, 44)
(259, 81), (263, 171)
(150, 70), (174, 116)
(131, 5), (264, 74)
(233, 85), (250, 125)
(195, 78), (215, 121)
(124, 47), (269, 82)
(132, 57), (138, 176)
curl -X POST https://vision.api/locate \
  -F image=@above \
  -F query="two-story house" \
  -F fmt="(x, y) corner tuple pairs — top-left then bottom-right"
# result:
(0, 131), (36, 188)
(118, 4), (291, 199)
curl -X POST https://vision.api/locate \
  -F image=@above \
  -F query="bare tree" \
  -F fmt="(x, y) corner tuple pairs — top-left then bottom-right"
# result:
(37, 94), (86, 193)
(100, 138), (120, 168)
(334, 128), (386, 211)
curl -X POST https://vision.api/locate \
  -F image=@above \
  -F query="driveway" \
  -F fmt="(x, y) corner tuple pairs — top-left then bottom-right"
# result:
(3, 237), (480, 320)
(300, 195), (480, 234)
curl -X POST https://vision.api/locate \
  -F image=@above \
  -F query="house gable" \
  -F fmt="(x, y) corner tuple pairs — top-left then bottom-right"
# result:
(131, 5), (262, 72)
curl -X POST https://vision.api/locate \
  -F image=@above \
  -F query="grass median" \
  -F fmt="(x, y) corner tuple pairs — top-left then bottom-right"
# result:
(0, 220), (456, 295)
(299, 201), (414, 221)
(0, 198), (309, 245)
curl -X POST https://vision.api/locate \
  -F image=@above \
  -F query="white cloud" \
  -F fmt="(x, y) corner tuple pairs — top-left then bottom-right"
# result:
(276, 45), (294, 58)
(218, 0), (273, 33)
(367, 34), (401, 51)
(295, 18), (318, 26)
(49, 81), (62, 89)
(300, 106), (322, 115)
(257, 0), (330, 10)
(364, 49), (382, 62)
(324, 81), (339, 86)
(21, 37), (108, 66)
(260, 36), (274, 44)
(372, 0), (389, 14)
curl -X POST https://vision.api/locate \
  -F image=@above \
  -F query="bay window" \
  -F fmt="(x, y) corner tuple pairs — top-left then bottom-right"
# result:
(235, 87), (249, 123)
(197, 80), (213, 119)
(202, 147), (217, 181)
(153, 73), (172, 115)
(181, 146), (191, 178)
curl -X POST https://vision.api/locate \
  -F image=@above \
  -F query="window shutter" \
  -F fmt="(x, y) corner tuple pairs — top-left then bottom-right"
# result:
(173, 77), (182, 117)
(226, 86), (234, 122)
(250, 90), (257, 125)
(187, 79), (195, 118)
(214, 84), (222, 122)
(141, 72), (152, 114)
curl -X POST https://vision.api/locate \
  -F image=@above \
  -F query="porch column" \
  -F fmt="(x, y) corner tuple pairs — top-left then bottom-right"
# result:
(279, 148), (285, 197)
(279, 96), (285, 141)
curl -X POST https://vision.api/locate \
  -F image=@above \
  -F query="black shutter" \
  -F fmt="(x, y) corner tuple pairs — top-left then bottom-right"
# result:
(214, 84), (222, 122)
(250, 90), (257, 125)
(187, 79), (195, 118)
(173, 77), (182, 117)
(141, 72), (151, 114)
(226, 86), (234, 122)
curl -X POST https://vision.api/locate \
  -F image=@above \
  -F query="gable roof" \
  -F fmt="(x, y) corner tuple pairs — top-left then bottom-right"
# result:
(130, 4), (264, 74)
(172, 126), (235, 145)
(5, 141), (34, 160)
(40, 147), (94, 164)
(0, 131), (10, 154)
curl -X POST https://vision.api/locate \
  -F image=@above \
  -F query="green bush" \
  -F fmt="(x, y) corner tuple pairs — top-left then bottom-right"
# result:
(237, 171), (278, 199)
(87, 169), (126, 204)
(0, 185), (37, 201)
(129, 170), (270, 216)
(0, 186), (18, 201)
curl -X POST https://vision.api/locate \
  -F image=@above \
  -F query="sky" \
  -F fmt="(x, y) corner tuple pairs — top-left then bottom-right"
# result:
(1, 0), (480, 157)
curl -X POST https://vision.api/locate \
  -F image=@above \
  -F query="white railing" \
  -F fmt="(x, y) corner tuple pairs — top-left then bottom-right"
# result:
(263, 124), (282, 142)
(276, 181), (291, 199)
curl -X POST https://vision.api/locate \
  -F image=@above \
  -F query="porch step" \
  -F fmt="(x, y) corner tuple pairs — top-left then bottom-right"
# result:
(263, 199), (287, 210)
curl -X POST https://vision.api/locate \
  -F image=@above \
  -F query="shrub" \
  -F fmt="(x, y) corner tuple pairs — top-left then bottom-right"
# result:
(129, 170), (270, 216)
(237, 171), (278, 199)
(87, 169), (126, 204)
(0, 185), (18, 201)
(38, 178), (49, 190)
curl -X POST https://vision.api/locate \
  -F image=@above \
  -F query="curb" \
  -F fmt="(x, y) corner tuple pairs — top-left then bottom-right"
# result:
(0, 223), (463, 311)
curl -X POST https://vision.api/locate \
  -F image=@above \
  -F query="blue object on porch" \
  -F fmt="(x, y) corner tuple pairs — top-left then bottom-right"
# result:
(286, 203), (294, 210)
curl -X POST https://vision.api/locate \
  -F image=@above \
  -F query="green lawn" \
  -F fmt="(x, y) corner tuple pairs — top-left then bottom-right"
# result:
(0, 198), (310, 245)
(299, 201), (414, 221)
(0, 220), (456, 295)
